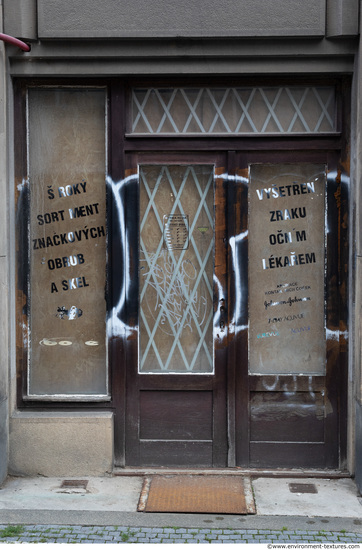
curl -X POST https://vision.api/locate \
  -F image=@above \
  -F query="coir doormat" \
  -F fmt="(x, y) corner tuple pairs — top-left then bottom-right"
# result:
(138, 475), (255, 514)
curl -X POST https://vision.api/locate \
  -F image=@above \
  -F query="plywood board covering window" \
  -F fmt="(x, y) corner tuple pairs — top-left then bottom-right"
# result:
(248, 164), (326, 375)
(27, 88), (108, 397)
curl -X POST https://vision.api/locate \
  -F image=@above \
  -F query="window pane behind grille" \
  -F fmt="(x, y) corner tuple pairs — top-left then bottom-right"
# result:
(131, 87), (336, 135)
(139, 165), (214, 373)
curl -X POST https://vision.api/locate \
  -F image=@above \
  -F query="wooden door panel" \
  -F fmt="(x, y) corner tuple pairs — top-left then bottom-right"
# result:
(250, 391), (325, 442)
(250, 443), (326, 468)
(124, 153), (228, 467)
(139, 441), (213, 468)
(234, 153), (345, 470)
(139, 390), (213, 439)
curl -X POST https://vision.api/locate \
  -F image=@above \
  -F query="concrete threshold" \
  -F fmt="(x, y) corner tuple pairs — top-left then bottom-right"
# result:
(113, 467), (351, 478)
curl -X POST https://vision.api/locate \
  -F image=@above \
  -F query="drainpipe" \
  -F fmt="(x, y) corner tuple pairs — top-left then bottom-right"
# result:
(0, 33), (30, 51)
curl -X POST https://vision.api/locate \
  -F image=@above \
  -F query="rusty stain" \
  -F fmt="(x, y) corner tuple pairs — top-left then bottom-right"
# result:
(289, 483), (318, 494)
(334, 183), (341, 209)
(60, 480), (89, 489)
(243, 477), (256, 514)
(142, 475), (253, 514)
(137, 477), (151, 512)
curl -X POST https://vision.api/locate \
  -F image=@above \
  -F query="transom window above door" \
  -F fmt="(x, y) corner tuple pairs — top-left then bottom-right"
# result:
(131, 86), (337, 135)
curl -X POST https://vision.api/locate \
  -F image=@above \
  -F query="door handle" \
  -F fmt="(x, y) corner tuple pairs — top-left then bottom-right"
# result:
(219, 299), (226, 332)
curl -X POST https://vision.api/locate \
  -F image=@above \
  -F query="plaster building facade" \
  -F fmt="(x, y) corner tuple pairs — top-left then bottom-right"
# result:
(1, 0), (362, 488)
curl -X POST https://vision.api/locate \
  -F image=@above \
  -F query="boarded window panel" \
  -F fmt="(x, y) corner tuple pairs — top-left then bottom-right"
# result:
(248, 164), (326, 375)
(28, 88), (107, 397)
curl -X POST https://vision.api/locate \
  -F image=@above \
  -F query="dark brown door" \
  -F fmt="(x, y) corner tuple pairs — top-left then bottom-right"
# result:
(232, 153), (345, 470)
(119, 149), (346, 470)
(124, 153), (229, 467)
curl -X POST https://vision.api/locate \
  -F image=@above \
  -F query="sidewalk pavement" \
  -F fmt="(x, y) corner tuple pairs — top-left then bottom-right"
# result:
(0, 474), (361, 544)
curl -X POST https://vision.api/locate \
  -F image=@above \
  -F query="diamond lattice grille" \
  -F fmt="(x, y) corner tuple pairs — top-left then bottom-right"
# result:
(139, 165), (214, 373)
(132, 87), (336, 135)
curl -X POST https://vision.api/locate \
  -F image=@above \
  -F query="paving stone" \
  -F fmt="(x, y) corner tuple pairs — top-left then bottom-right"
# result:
(4, 524), (362, 544)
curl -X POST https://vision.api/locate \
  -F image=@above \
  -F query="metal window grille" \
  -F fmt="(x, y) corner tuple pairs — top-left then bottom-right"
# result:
(131, 87), (336, 135)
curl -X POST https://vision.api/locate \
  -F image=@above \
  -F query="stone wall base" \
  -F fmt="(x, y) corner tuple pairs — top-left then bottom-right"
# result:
(9, 412), (113, 477)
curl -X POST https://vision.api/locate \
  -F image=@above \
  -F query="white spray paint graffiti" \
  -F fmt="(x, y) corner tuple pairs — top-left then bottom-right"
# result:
(106, 174), (138, 339)
(222, 173), (250, 336)
(213, 273), (225, 340)
(105, 171), (249, 345)
(106, 169), (347, 364)
(229, 230), (249, 336)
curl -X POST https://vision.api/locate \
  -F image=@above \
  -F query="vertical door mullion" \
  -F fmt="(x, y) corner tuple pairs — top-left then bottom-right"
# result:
(234, 153), (250, 466)
(109, 82), (128, 467)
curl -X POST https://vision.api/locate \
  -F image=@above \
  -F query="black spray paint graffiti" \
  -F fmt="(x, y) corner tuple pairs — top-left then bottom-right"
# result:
(105, 173), (138, 339)
(56, 306), (83, 320)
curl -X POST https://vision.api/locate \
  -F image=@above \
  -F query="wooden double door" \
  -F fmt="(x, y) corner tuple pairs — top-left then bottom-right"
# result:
(118, 149), (347, 470)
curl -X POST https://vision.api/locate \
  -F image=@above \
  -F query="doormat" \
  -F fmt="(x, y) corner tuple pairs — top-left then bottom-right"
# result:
(138, 475), (255, 514)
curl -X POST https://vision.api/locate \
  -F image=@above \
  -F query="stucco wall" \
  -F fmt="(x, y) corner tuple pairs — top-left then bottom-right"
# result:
(36, 0), (326, 38)
(356, 398), (362, 492)
(0, 0), (9, 485)
(1, 0), (361, 478)
(3, 0), (359, 40)
(352, 1), (362, 493)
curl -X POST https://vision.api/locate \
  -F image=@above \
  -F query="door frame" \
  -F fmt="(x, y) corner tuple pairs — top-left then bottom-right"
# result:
(107, 79), (349, 470)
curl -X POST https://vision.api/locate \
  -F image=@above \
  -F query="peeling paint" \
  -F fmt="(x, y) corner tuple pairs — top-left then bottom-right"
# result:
(326, 327), (349, 341)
